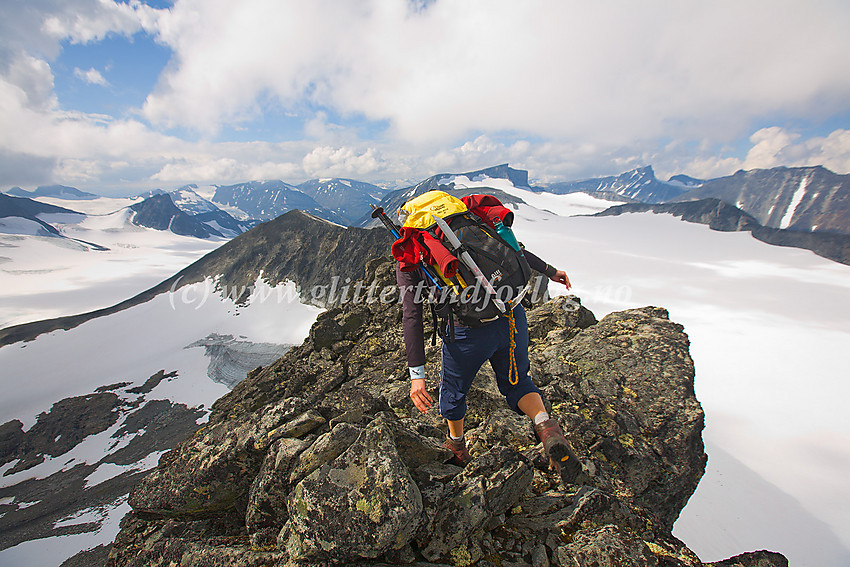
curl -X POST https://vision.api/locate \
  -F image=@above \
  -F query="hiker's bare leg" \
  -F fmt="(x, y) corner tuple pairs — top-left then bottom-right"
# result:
(447, 417), (464, 439)
(517, 392), (547, 420)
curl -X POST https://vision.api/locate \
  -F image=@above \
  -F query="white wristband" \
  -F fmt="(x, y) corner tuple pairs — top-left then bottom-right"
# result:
(409, 365), (425, 381)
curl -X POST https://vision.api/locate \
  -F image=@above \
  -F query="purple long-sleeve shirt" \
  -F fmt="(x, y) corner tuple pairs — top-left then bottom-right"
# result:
(396, 249), (557, 368)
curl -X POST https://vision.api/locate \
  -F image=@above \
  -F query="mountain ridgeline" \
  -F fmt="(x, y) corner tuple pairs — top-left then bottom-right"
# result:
(0, 210), (393, 346)
(673, 165), (850, 234)
(5, 164), (849, 254)
(545, 165), (692, 204)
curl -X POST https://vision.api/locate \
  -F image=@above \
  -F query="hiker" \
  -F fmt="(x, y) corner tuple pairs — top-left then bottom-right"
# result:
(392, 192), (583, 485)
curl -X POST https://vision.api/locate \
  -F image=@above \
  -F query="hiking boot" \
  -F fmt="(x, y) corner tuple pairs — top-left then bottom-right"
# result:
(534, 418), (582, 485)
(443, 436), (472, 467)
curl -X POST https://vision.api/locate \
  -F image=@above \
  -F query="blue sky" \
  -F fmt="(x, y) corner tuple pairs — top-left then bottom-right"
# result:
(1, 0), (849, 196)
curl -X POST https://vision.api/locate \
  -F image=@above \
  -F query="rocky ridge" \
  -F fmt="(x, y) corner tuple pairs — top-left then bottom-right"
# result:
(595, 198), (850, 265)
(107, 259), (787, 567)
(0, 372), (206, 553)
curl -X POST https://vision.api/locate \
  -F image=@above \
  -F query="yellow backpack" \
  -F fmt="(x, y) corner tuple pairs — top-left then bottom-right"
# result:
(399, 191), (468, 230)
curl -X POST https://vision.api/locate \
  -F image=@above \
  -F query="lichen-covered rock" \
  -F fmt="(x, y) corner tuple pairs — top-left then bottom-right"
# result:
(246, 436), (312, 546)
(288, 422), (362, 485)
(285, 416), (423, 561)
(420, 446), (534, 562)
(555, 524), (660, 566)
(129, 405), (324, 517)
(532, 305), (706, 531)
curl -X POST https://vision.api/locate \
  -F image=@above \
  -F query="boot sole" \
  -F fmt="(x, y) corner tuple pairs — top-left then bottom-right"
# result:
(548, 442), (581, 484)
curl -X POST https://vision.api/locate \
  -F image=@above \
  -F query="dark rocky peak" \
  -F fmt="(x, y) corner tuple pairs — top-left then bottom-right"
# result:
(668, 174), (705, 188)
(165, 209), (395, 307)
(107, 261), (786, 567)
(128, 193), (223, 238)
(458, 163), (531, 188)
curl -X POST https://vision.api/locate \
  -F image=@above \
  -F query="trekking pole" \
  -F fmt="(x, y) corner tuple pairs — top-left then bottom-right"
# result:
(371, 205), (445, 290)
(370, 204), (401, 239)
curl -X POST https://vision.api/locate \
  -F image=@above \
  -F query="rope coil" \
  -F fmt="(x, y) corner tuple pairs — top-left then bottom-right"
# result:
(507, 309), (519, 386)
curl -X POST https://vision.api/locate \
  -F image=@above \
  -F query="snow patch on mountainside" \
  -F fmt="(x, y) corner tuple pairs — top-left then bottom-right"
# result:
(0, 278), (321, 566)
(780, 176), (809, 229)
(0, 496), (130, 567)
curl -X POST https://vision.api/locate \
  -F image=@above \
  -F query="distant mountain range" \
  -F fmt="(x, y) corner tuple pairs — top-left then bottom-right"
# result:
(4, 164), (849, 250)
(297, 178), (384, 225)
(544, 165), (695, 204)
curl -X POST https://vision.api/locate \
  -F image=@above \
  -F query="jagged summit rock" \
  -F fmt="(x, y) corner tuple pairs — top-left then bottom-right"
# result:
(106, 260), (786, 567)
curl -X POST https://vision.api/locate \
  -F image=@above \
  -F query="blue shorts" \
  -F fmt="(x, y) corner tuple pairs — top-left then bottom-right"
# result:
(439, 304), (541, 421)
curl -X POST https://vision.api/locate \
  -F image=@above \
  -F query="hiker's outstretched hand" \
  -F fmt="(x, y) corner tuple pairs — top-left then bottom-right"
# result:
(551, 270), (571, 289)
(410, 378), (434, 413)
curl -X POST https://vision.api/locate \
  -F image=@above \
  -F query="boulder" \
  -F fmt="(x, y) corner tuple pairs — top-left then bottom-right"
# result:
(285, 417), (423, 562)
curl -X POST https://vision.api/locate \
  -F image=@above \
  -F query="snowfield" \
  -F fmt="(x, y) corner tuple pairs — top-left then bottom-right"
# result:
(0, 208), (224, 328)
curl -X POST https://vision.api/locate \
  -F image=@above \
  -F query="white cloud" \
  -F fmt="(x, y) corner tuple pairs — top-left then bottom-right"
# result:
(302, 146), (384, 178)
(5, 54), (56, 110)
(74, 67), (109, 86)
(40, 0), (161, 45)
(142, 0), (850, 147)
(743, 127), (850, 174)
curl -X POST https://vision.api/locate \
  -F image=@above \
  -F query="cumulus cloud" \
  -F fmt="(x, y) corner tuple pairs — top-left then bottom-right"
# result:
(74, 66), (109, 86)
(142, 0), (850, 147)
(302, 146), (385, 178)
(743, 127), (850, 173)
